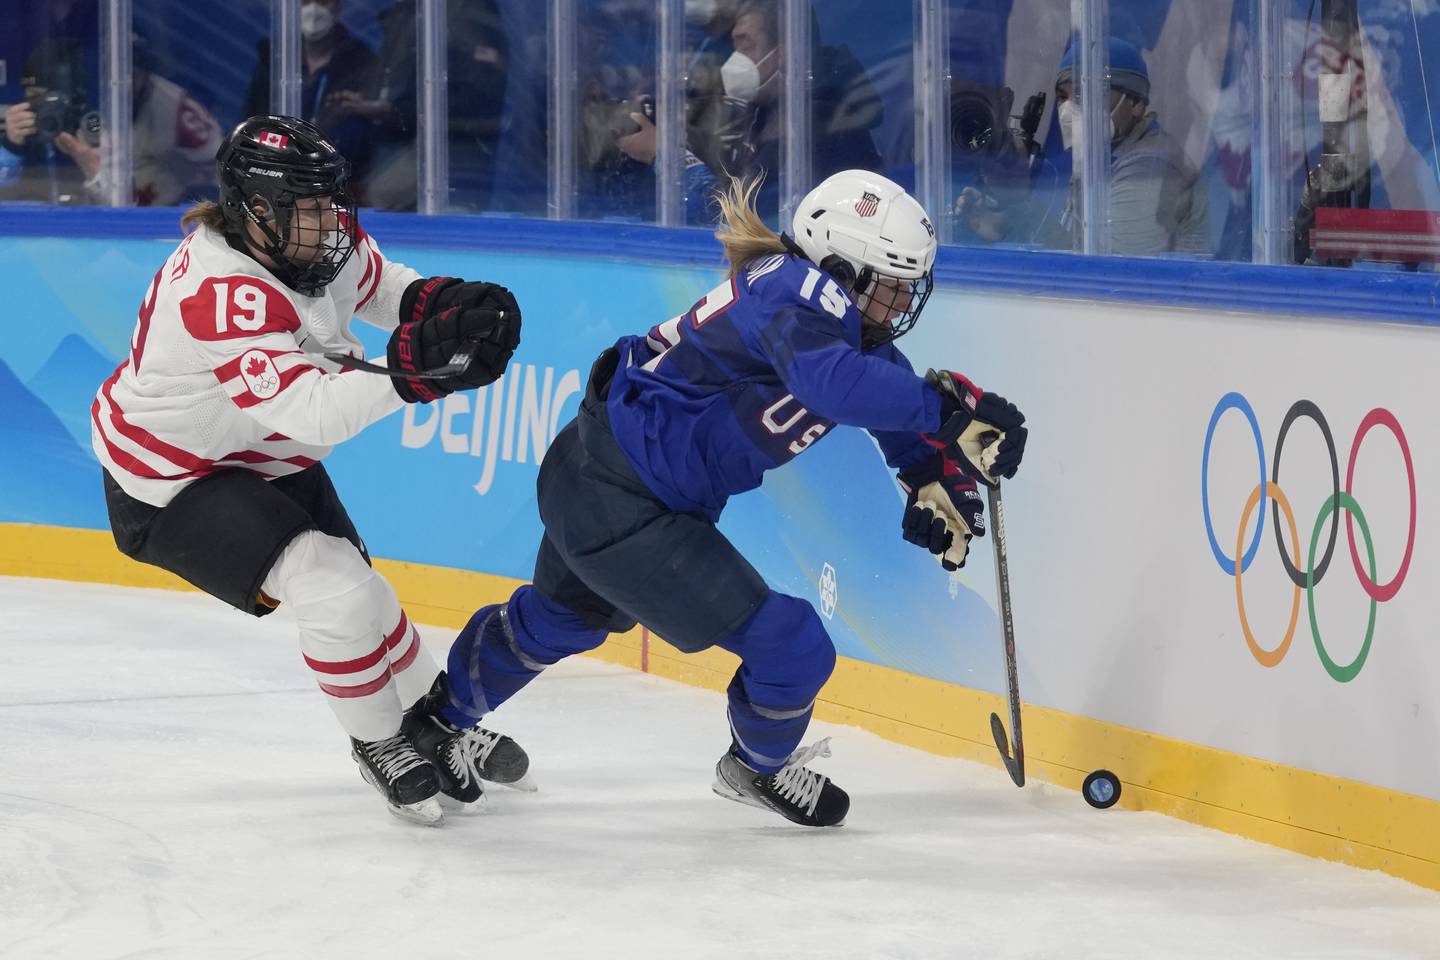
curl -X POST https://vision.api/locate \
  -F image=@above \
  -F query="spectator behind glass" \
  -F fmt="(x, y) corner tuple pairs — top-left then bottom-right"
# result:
(446, 0), (510, 211)
(957, 36), (1209, 256)
(715, 0), (883, 221)
(1, 39), (88, 203)
(575, 0), (659, 221)
(604, 0), (740, 223)
(328, 0), (508, 211)
(0, 38), (221, 206)
(244, 0), (377, 166)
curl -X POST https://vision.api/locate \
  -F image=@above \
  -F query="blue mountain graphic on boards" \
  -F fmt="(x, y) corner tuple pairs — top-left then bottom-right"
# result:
(26, 334), (120, 450)
(0, 357), (106, 528)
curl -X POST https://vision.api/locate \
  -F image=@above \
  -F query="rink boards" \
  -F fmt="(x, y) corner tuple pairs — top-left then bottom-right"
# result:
(1, 223), (1437, 889)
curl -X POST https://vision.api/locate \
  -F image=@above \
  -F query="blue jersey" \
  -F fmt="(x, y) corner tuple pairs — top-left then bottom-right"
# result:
(605, 253), (943, 520)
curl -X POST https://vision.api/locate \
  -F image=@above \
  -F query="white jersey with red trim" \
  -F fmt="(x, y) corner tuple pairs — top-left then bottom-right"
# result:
(92, 224), (421, 507)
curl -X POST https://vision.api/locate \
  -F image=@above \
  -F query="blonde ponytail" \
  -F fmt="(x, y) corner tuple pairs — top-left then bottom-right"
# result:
(714, 175), (788, 277)
(180, 200), (225, 233)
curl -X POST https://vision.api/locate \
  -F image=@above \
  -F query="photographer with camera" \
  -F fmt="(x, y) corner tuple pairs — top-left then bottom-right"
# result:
(0, 40), (92, 203)
(573, 0), (737, 223)
(957, 36), (1209, 257)
(598, 0), (883, 225)
(0, 37), (223, 207)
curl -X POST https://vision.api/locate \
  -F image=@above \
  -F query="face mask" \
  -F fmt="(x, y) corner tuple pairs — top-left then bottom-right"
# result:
(721, 51), (761, 102)
(1057, 97), (1123, 157)
(301, 3), (336, 41)
(721, 47), (776, 102)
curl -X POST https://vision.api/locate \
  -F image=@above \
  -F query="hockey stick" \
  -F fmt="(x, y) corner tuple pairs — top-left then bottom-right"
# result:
(324, 339), (481, 380)
(986, 480), (1025, 787)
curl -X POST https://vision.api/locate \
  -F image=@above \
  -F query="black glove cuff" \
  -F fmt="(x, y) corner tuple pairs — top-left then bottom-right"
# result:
(398, 276), (459, 327)
(386, 320), (440, 404)
(924, 369), (983, 447)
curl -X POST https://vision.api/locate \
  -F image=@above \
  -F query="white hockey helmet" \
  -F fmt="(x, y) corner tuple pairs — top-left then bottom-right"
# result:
(790, 169), (937, 344)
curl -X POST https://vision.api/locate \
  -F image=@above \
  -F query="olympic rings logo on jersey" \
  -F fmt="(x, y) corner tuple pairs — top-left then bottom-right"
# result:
(1200, 392), (1417, 682)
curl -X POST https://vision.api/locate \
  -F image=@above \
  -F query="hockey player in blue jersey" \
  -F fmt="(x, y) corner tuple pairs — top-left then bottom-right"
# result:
(399, 170), (1028, 825)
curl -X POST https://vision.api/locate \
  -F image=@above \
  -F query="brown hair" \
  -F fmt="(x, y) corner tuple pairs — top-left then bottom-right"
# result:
(179, 200), (225, 233)
(714, 175), (787, 277)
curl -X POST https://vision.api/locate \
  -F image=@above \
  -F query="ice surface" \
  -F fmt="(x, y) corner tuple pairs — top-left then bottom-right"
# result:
(2, 576), (1437, 959)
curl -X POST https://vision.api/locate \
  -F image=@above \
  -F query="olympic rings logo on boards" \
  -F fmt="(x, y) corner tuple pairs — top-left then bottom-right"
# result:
(1200, 393), (1416, 682)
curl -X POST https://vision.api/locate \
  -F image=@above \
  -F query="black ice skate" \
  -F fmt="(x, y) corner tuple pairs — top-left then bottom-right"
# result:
(350, 734), (443, 826)
(712, 738), (850, 827)
(402, 673), (535, 812)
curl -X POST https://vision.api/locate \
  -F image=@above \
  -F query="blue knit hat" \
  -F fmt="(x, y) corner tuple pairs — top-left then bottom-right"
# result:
(1056, 36), (1150, 101)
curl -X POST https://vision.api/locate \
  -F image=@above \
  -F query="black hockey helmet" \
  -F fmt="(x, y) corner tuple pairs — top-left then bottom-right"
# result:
(216, 115), (357, 296)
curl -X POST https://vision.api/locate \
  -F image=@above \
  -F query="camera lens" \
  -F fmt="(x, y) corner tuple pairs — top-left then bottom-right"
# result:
(30, 93), (71, 145)
(950, 92), (1000, 156)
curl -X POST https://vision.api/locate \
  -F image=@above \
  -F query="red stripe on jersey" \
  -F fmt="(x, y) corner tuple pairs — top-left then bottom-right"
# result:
(95, 365), (319, 482)
(129, 267), (165, 373)
(345, 212), (367, 244)
(318, 672), (393, 699)
(356, 243), (375, 294)
(230, 362), (320, 409)
(101, 374), (212, 471)
(92, 389), (198, 481)
(93, 366), (212, 479)
(356, 247), (383, 309)
(221, 449), (319, 468)
(263, 432), (291, 441)
(214, 348), (304, 383)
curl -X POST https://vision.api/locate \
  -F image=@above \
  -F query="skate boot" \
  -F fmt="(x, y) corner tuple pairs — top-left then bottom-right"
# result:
(401, 673), (534, 811)
(713, 738), (849, 827)
(350, 734), (443, 826)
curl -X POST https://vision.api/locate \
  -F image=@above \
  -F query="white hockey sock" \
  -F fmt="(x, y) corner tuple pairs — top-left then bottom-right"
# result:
(261, 530), (432, 742)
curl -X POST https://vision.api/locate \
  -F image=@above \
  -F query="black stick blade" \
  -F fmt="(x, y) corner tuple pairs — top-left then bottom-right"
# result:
(990, 711), (1025, 787)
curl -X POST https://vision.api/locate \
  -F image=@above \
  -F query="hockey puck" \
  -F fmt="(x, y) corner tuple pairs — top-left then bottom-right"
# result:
(1082, 770), (1121, 809)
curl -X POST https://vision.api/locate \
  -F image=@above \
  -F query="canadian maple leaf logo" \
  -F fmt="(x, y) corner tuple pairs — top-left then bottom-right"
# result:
(246, 356), (269, 377)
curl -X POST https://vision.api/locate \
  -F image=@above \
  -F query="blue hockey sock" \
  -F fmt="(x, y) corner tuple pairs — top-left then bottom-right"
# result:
(714, 592), (837, 774)
(442, 586), (607, 726)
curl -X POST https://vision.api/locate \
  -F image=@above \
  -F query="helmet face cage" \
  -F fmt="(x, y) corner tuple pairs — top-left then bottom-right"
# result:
(856, 268), (933, 348)
(242, 185), (358, 297)
(217, 116), (359, 297)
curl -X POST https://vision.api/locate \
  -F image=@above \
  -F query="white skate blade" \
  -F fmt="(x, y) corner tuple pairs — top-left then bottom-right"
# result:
(438, 791), (490, 815)
(356, 757), (445, 827)
(711, 775), (767, 811)
(487, 772), (538, 793)
(388, 795), (444, 827)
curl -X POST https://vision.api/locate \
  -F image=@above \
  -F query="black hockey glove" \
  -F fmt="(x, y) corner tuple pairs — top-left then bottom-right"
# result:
(388, 276), (522, 403)
(922, 369), (1027, 486)
(898, 453), (986, 570)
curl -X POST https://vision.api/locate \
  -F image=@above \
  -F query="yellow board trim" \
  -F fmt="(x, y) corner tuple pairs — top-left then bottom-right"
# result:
(3, 521), (1436, 890)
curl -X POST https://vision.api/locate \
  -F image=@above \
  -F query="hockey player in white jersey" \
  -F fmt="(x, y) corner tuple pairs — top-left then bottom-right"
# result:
(93, 115), (526, 825)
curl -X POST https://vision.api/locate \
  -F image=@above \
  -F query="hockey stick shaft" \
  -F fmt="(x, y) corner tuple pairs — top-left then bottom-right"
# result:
(324, 339), (480, 381)
(986, 481), (1025, 787)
